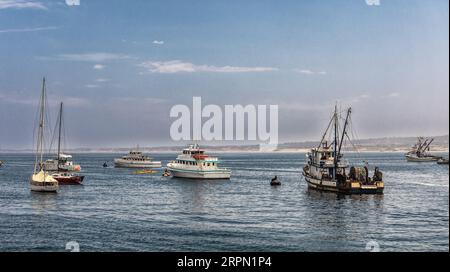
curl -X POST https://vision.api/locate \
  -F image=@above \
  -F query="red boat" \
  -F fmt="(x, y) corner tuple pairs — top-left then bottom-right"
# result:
(52, 172), (84, 185)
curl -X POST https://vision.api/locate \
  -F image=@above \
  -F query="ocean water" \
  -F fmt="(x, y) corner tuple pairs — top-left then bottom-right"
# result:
(0, 152), (448, 252)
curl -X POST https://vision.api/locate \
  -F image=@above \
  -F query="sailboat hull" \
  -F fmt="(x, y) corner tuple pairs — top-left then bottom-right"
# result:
(53, 175), (84, 185)
(30, 171), (59, 192)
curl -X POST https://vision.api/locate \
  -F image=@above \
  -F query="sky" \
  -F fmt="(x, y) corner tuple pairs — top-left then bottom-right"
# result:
(0, 0), (448, 149)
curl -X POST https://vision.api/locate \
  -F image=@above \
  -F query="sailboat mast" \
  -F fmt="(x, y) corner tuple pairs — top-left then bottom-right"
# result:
(34, 77), (47, 171)
(57, 102), (63, 161)
(333, 105), (338, 179)
(40, 78), (46, 167)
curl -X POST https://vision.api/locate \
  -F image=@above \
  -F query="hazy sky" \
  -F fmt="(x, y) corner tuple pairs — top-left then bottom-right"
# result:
(0, 0), (448, 149)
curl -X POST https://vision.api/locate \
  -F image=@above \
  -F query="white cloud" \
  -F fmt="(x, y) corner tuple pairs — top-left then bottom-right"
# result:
(387, 92), (400, 98)
(95, 78), (110, 82)
(0, 0), (47, 10)
(39, 53), (132, 62)
(139, 60), (278, 74)
(0, 26), (59, 34)
(293, 69), (327, 75)
(0, 93), (89, 107)
(93, 64), (105, 70)
(85, 84), (100, 89)
(152, 40), (164, 45)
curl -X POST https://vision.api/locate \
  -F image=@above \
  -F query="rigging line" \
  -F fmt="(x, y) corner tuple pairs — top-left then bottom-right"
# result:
(49, 109), (59, 155)
(348, 116), (362, 162)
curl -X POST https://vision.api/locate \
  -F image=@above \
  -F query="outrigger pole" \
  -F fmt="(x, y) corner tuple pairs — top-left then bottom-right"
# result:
(337, 108), (352, 159)
(422, 138), (434, 152)
(317, 113), (334, 149)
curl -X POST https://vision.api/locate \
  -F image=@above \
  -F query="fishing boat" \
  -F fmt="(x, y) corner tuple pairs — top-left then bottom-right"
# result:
(437, 158), (449, 165)
(114, 150), (161, 168)
(302, 106), (384, 194)
(405, 137), (441, 162)
(30, 78), (58, 193)
(166, 144), (231, 179)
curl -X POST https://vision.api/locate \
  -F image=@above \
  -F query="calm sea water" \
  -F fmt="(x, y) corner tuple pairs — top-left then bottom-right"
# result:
(0, 152), (448, 252)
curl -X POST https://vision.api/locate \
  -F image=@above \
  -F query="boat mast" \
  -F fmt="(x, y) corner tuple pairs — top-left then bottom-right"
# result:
(333, 105), (338, 180)
(35, 77), (46, 173)
(337, 108), (352, 158)
(57, 102), (63, 162)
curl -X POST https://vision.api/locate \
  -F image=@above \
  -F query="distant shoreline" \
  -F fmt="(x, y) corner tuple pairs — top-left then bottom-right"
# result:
(1, 135), (448, 154)
(1, 149), (448, 154)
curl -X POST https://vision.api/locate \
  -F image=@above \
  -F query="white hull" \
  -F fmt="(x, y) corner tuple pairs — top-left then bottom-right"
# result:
(30, 171), (59, 192)
(114, 159), (161, 168)
(30, 184), (59, 192)
(405, 155), (439, 162)
(168, 168), (231, 179)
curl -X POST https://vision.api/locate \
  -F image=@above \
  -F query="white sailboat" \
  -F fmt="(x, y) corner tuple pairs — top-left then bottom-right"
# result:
(30, 78), (58, 193)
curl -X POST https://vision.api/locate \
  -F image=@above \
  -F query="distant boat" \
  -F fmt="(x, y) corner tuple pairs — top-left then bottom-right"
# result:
(52, 172), (85, 185)
(270, 176), (281, 186)
(405, 137), (441, 162)
(302, 106), (384, 194)
(437, 158), (449, 165)
(134, 169), (158, 175)
(42, 102), (82, 173)
(30, 78), (58, 193)
(166, 144), (231, 179)
(114, 150), (161, 168)
(0, 160), (3, 167)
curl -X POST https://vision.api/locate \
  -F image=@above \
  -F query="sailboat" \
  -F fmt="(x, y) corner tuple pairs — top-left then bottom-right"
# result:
(43, 103), (81, 173)
(302, 106), (384, 194)
(30, 78), (59, 193)
(48, 102), (85, 185)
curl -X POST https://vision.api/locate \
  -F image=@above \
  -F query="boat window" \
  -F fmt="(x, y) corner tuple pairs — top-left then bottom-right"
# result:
(207, 163), (210, 166)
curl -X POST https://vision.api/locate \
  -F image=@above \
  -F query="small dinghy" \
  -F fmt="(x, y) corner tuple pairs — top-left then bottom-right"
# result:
(162, 169), (171, 177)
(270, 176), (281, 186)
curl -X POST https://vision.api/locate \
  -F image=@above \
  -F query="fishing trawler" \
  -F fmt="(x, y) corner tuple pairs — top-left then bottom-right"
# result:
(114, 150), (161, 168)
(30, 78), (58, 192)
(405, 137), (441, 162)
(166, 144), (231, 179)
(302, 106), (384, 194)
